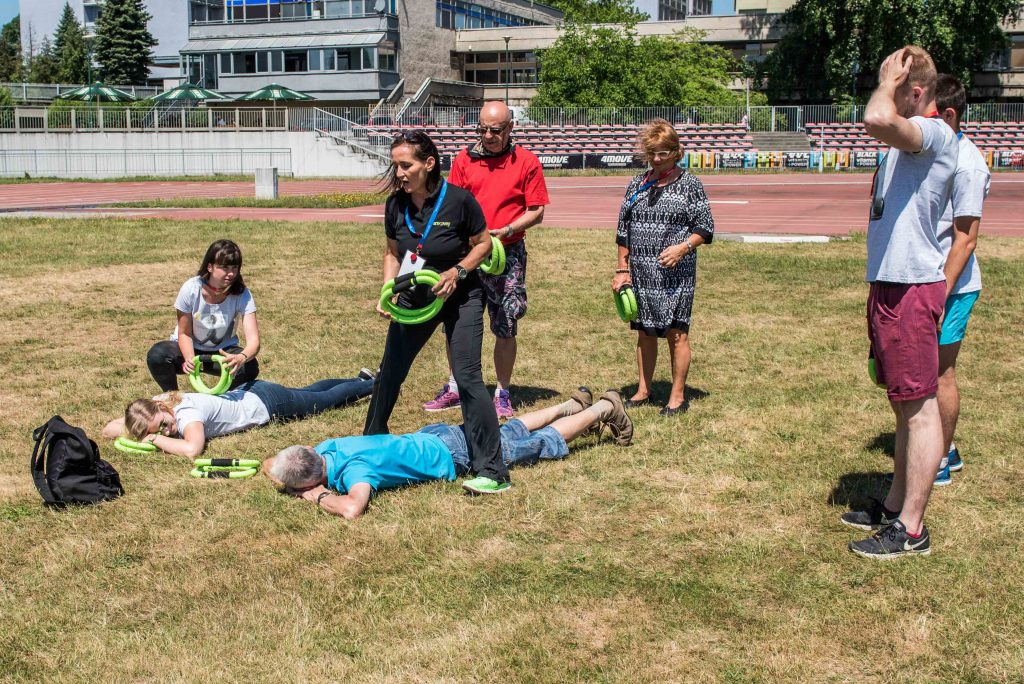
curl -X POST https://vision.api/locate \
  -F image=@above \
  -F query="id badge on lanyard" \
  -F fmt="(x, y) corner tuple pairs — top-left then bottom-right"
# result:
(402, 179), (448, 275)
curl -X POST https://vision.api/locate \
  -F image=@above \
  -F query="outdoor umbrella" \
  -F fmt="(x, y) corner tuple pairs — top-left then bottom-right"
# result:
(235, 83), (314, 102)
(57, 81), (137, 103)
(148, 82), (229, 102)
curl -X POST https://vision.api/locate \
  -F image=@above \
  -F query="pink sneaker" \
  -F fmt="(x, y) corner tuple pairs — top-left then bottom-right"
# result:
(423, 384), (461, 412)
(494, 389), (514, 419)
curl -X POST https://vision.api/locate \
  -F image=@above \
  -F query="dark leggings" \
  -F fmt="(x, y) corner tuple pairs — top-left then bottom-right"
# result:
(244, 378), (374, 421)
(147, 339), (259, 392)
(363, 280), (507, 483)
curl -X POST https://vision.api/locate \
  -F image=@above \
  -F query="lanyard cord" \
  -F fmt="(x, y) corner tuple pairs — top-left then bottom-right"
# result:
(404, 180), (448, 262)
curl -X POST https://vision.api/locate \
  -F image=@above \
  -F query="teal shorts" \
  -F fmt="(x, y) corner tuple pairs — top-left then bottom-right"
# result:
(939, 291), (980, 346)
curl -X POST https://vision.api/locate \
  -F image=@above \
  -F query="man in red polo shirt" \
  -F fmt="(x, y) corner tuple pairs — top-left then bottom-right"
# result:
(422, 100), (550, 418)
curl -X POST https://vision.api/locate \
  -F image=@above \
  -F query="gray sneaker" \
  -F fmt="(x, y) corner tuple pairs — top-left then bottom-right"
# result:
(840, 499), (900, 532)
(599, 390), (633, 447)
(849, 520), (931, 559)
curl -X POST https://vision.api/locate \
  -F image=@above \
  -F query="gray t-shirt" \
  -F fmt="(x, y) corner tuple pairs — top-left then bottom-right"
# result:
(171, 390), (270, 438)
(936, 133), (989, 294)
(866, 116), (958, 284)
(170, 276), (256, 352)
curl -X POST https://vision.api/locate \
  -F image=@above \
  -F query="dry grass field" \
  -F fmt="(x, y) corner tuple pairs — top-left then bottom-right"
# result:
(1, 217), (1023, 682)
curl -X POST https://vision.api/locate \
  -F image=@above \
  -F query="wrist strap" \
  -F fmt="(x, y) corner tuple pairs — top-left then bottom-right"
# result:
(316, 491), (331, 505)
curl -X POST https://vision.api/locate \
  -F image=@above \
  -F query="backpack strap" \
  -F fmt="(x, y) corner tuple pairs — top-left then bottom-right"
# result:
(31, 417), (60, 506)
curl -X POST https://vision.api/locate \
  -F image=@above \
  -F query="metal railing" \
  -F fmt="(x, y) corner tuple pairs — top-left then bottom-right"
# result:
(1, 82), (160, 102)
(0, 148), (292, 178)
(303, 107), (391, 162)
(0, 107), (288, 132)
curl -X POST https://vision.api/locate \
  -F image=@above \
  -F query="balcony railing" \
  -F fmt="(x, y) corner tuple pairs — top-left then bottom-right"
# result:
(0, 107), (289, 132)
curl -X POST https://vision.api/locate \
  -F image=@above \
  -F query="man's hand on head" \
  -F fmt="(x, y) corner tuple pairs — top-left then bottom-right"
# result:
(878, 48), (912, 92)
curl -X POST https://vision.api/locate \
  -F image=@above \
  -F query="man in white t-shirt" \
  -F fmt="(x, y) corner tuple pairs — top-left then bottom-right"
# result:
(842, 46), (958, 559)
(931, 74), (991, 483)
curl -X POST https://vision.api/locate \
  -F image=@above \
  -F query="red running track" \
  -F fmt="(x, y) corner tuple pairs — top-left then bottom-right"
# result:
(2, 173), (1022, 237)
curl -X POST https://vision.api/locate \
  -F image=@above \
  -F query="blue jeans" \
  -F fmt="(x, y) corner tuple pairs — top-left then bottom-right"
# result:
(244, 378), (373, 421)
(419, 419), (569, 476)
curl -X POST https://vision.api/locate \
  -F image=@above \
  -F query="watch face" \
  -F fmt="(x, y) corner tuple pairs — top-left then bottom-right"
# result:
(457, 266), (467, 279)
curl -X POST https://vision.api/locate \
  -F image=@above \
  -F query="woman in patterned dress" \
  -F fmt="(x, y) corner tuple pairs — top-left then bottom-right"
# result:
(611, 119), (715, 415)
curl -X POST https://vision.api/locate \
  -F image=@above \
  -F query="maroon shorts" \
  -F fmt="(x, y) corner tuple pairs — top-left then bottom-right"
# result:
(867, 281), (944, 402)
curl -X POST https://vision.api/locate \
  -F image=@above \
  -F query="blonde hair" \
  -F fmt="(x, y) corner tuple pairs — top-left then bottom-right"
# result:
(123, 392), (182, 440)
(637, 118), (682, 165)
(903, 45), (938, 94)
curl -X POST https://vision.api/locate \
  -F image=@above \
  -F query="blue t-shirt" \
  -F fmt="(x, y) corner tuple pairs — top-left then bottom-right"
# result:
(317, 433), (456, 494)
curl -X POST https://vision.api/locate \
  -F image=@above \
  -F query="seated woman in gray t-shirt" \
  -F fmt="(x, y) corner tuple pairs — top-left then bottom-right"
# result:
(101, 370), (376, 458)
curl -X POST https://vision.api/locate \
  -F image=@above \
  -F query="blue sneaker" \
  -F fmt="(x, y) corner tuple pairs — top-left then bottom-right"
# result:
(947, 445), (963, 472)
(883, 463), (953, 486)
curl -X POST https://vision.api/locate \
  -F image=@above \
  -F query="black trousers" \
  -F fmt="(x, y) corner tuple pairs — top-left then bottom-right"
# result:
(363, 281), (508, 483)
(147, 339), (259, 392)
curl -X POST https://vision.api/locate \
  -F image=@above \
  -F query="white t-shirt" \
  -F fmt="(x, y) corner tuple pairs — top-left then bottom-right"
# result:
(171, 390), (270, 439)
(936, 133), (989, 294)
(866, 116), (958, 284)
(170, 276), (256, 352)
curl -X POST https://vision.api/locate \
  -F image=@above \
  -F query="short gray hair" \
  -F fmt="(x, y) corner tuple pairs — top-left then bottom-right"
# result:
(269, 445), (325, 488)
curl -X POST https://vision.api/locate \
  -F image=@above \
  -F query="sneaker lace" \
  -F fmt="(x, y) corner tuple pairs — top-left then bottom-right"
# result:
(433, 385), (453, 401)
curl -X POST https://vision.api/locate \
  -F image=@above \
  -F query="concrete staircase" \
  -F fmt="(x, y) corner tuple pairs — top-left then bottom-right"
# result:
(751, 132), (811, 151)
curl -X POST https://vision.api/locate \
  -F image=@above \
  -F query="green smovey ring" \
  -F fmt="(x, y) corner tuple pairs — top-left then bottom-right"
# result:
(190, 458), (261, 479)
(867, 358), (885, 388)
(188, 354), (232, 395)
(614, 284), (638, 323)
(379, 269), (444, 325)
(480, 236), (506, 275)
(114, 436), (158, 454)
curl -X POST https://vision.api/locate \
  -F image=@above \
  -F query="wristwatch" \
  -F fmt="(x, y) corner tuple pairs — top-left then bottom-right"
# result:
(455, 265), (468, 280)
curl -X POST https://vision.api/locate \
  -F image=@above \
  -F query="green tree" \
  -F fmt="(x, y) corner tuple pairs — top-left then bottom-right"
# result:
(0, 85), (14, 106)
(0, 15), (22, 81)
(545, 0), (648, 23)
(93, 0), (156, 85)
(763, 0), (1021, 102)
(532, 22), (746, 109)
(28, 37), (60, 83)
(53, 3), (90, 84)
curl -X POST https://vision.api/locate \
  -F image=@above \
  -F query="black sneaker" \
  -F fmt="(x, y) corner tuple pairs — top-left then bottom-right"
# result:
(358, 367), (377, 381)
(840, 498), (900, 531)
(849, 520), (931, 559)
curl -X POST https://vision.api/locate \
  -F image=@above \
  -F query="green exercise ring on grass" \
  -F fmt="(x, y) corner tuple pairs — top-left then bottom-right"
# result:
(480, 236), (506, 276)
(114, 436), (158, 454)
(379, 269), (444, 325)
(188, 354), (232, 395)
(614, 284), (638, 323)
(190, 458), (261, 479)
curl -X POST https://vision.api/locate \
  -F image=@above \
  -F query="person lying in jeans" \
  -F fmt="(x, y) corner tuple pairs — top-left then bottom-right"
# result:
(263, 388), (633, 519)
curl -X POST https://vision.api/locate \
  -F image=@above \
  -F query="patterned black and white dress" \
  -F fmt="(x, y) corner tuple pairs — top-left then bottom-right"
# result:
(615, 170), (715, 337)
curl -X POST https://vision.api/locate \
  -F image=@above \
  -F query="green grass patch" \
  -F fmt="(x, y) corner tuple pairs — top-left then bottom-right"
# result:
(1, 218), (1023, 680)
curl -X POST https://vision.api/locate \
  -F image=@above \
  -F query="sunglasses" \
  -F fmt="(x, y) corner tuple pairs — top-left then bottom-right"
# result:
(155, 416), (171, 436)
(475, 122), (511, 136)
(649, 150), (677, 160)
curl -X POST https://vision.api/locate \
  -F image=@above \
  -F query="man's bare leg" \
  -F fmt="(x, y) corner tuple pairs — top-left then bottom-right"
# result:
(937, 342), (962, 454)
(891, 396), (944, 534)
(548, 400), (615, 443)
(494, 337), (517, 390)
(516, 396), (586, 431)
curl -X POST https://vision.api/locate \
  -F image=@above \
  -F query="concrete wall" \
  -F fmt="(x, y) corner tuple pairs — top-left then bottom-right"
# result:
(0, 131), (387, 177)
(394, 0), (459, 93)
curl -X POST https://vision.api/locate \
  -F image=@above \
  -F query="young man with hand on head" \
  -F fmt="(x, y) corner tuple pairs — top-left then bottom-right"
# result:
(841, 46), (958, 559)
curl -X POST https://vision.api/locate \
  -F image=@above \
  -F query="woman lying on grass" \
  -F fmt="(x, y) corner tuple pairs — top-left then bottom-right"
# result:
(101, 370), (376, 458)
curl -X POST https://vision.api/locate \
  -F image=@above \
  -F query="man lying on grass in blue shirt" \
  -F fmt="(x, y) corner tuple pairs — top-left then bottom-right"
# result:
(262, 388), (633, 519)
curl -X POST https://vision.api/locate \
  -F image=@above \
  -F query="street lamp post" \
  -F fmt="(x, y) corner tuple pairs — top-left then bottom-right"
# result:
(503, 36), (511, 104)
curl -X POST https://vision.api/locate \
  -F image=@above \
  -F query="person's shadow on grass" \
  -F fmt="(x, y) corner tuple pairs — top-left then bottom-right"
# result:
(828, 432), (896, 508)
(616, 380), (709, 406)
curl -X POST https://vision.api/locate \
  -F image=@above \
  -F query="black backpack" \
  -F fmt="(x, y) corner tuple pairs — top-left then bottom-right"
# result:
(31, 416), (124, 508)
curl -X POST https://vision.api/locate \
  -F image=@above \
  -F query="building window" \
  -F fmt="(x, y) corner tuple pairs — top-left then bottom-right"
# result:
(323, 48), (336, 70)
(272, 50), (283, 71)
(233, 52), (258, 74)
(284, 50), (308, 72)
(361, 47), (375, 69)
(337, 48), (353, 70)
(435, 0), (543, 31)
(309, 48), (322, 70)
(379, 49), (396, 72)
(220, 52), (232, 74)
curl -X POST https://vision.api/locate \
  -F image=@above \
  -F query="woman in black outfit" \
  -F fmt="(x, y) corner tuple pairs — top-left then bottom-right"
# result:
(363, 131), (511, 495)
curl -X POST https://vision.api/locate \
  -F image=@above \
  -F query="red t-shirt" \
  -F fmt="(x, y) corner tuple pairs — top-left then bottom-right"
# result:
(448, 145), (550, 246)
